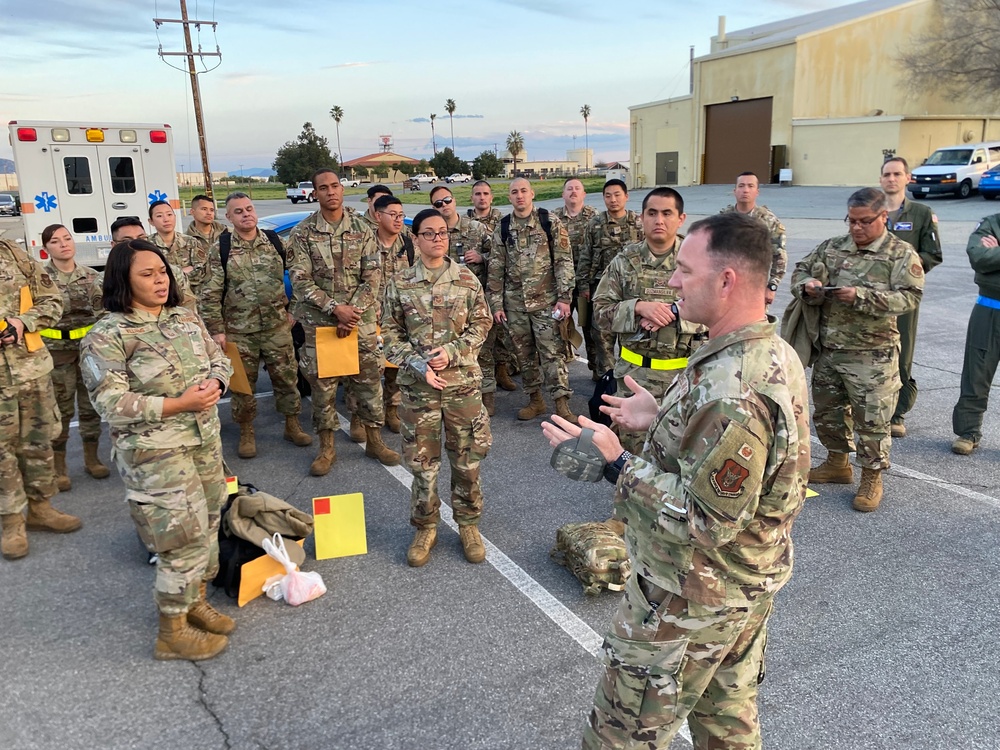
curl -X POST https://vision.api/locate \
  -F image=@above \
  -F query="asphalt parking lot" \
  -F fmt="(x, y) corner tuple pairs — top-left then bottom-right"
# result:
(2, 184), (999, 749)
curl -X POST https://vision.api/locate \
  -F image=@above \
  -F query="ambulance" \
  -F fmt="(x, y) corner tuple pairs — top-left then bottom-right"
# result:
(8, 120), (181, 267)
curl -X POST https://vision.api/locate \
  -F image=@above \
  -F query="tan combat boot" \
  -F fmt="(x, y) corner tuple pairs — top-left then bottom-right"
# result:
(237, 423), (256, 459)
(385, 404), (401, 434)
(25, 499), (82, 533)
(310, 430), (336, 476)
(407, 526), (437, 567)
(496, 363), (517, 391)
(482, 391), (495, 416)
(365, 425), (400, 466)
(517, 391), (546, 421)
(283, 416), (313, 447)
(82, 440), (110, 479)
(554, 396), (578, 425)
(852, 468), (884, 512)
(1, 513), (28, 560)
(349, 414), (366, 443)
(459, 525), (486, 564)
(187, 582), (236, 635)
(809, 452), (854, 484)
(154, 612), (229, 661)
(53, 450), (71, 492)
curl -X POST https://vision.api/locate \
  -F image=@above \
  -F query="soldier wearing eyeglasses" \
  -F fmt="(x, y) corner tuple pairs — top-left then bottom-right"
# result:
(790, 187), (924, 513)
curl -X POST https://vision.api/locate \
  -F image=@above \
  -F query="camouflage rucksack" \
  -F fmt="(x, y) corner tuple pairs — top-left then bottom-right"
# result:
(551, 519), (631, 596)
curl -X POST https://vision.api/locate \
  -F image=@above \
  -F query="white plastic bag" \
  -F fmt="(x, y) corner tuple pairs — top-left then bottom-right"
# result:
(261, 533), (327, 606)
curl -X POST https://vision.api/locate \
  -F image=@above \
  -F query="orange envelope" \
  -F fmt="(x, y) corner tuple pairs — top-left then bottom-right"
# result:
(223, 342), (253, 395)
(19, 287), (43, 352)
(377, 324), (397, 370)
(237, 538), (305, 607)
(316, 326), (360, 378)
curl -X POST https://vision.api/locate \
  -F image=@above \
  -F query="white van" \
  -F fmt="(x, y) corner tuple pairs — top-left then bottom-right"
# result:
(908, 141), (1000, 199)
(8, 120), (180, 267)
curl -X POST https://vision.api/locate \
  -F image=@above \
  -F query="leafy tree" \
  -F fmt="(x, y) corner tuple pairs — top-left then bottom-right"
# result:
(373, 163), (390, 181)
(471, 150), (504, 179)
(395, 161), (415, 177)
(445, 98), (457, 151)
(595, 160), (609, 169)
(506, 130), (524, 176)
(430, 148), (470, 179)
(273, 122), (339, 185)
(417, 159), (431, 174)
(329, 106), (345, 164)
(580, 104), (591, 155)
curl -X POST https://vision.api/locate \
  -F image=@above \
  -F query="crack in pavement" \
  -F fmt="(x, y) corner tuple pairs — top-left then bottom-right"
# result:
(193, 662), (233, 750)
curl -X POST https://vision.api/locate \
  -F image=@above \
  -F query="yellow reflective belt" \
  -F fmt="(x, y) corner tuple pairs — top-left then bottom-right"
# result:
(39, 325), (94, 341)
(620, 346), (688, 371)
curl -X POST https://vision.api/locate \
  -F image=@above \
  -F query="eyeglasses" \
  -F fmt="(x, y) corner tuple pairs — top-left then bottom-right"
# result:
(844, 214), (885, 227)
(417, 230), (449, 241)
(378, 211), (406, 221)
(432, 197), (454, 208)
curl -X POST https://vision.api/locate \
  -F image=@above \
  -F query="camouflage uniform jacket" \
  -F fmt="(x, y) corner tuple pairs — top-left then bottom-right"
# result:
(721, 204), (787, 288)
(486, 208), (574, 314)
(81, 306), (232, 450)
(577, 209), (644, 294)
(966, 214), (1000, 299)
(0, 239), (62, 385)
(286, 210), (381, 329)
(378, 233), (411, 286)
(43, 261), (99, 352)
(447, 215), (491, 287)
(467, 207), (502, 236)
(382, 257), (492, 389)
(201, 229), (288, 336)
(887, 199), (942, 273)
(615, 319), (811, 607)
(592, 239), (706, 382)
(790, 230), (924, 350)
(185, 220), (228, 250)
(553, 204), (598, 271)
(153, 231), (210, 298)
(90, 265), (198, 318)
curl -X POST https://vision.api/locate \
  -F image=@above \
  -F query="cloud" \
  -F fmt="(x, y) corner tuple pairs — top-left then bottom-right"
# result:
(452, 114), (485, 120)
(409, 117), (431, 124)
(221, 72), (275, 84)
(492, 0), (598, 21)
(321, 61), (379, 70)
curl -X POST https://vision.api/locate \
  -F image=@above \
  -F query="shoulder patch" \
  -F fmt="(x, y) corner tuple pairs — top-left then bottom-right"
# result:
(910, 263), (924, 276)
(710, 458), (751, 498)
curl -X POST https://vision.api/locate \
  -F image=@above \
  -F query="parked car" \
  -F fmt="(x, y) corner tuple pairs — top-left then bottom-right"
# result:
(445, 173), (472, 183)
(979, 166), (1000, 200)
(908, 141), (1000, 199)
(285, 182), (315, 204)
(0, 193), (19, 216)
(340, 178), (360, 188)
(411, 173), (435, 184)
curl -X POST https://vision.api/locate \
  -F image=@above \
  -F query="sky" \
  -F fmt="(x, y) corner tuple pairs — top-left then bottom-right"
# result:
(1, 0), (853, 173)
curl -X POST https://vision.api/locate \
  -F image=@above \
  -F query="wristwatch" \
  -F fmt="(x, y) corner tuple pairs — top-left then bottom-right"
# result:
(767, 281), (779, 292)
(603, 450), (634, 484)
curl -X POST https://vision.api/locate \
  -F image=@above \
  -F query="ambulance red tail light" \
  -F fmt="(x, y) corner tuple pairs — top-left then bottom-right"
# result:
(150, 130), (167, 144)
(17, 128), (37, 142)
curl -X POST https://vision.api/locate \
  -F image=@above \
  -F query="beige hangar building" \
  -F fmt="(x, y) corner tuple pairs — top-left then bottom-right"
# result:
(629, 0), (1000, 187)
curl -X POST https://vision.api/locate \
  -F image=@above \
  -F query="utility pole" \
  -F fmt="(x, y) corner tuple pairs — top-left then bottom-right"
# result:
(155, 1), (221, 199)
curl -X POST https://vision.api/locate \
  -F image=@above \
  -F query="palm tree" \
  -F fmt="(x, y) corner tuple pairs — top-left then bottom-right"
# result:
(329, 105), (344, 165)
(580, 104), (591, 160)
(445, 98), (457, 151)
(430, 113), (438, 155)
(506, 130), (524, 177)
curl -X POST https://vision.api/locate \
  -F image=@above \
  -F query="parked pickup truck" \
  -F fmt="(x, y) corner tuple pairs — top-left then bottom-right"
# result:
(445, 173), (472, 183)
(411, 173), (436, 184)
(286, 182), (316, 203)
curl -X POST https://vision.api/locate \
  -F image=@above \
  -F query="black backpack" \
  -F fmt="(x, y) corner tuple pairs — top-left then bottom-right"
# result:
(499, 207), (554, 252)
(217, 228), (285, 299)
(212, 486), (267, 598)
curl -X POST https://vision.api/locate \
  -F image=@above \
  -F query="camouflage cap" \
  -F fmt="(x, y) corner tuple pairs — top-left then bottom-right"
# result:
(550, 427), (606, 483)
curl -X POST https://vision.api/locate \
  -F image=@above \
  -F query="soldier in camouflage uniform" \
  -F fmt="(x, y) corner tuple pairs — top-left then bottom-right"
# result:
(39, 224), (110, 491)
(487, 178), (577, 423)
(200, 193), (312, 460)
(362, 185), (393, 231)
(382, 208), (493, 567)
(149, 200), (211, 300)
(578, 179), (644, 375)
(592, 188), (707, 453)
(185, 194), (228, 250)
(286, 169), (399, 476)
(0, 239), (82, 560)
(544, 213), (810, 750)
(81, 239), (234, 661)
(791, 188), (924, 512)
(554, 178), (599, 373)
(719, 171), (787, 306)
(467, 180), (503, 234)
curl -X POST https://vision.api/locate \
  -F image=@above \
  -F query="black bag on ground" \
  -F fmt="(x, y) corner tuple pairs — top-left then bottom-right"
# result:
(589, 369), (616, 426)
(213, 484), (266, 599)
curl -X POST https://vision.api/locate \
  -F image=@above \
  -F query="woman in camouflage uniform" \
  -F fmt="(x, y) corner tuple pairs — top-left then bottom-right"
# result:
(39, 225), (109, 490)
(80, 240), (234, 662)
(381, 209), (493, 568)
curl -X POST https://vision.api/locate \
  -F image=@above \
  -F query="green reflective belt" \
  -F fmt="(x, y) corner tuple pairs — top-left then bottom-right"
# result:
(620, 346), (687, 371)
(39, 325), (93, 341)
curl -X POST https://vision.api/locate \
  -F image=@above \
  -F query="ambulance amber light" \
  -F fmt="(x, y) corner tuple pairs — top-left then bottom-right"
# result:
(150, 130), (167, 143)
(16, 128), (37, 142)
(85, 128), (105, 143)
(51, 129), (70, 142)
(119, 130), (137, 143)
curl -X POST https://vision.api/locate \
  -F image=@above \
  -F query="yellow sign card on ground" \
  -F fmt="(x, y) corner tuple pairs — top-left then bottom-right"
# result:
(237, 538), (305, 607)
(223, 342), (253, 395)
(313, 493), (368, 560)
(316, 327), (360, 378)
(806, 488), (818, 498)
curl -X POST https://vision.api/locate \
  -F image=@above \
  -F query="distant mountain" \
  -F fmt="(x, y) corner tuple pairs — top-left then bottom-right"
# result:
(227, 167), (275, 178)
(0, 158), (14, 174)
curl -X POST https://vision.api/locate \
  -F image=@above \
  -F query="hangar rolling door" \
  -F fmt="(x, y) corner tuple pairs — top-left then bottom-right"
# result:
(703, 97), (773, 184)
